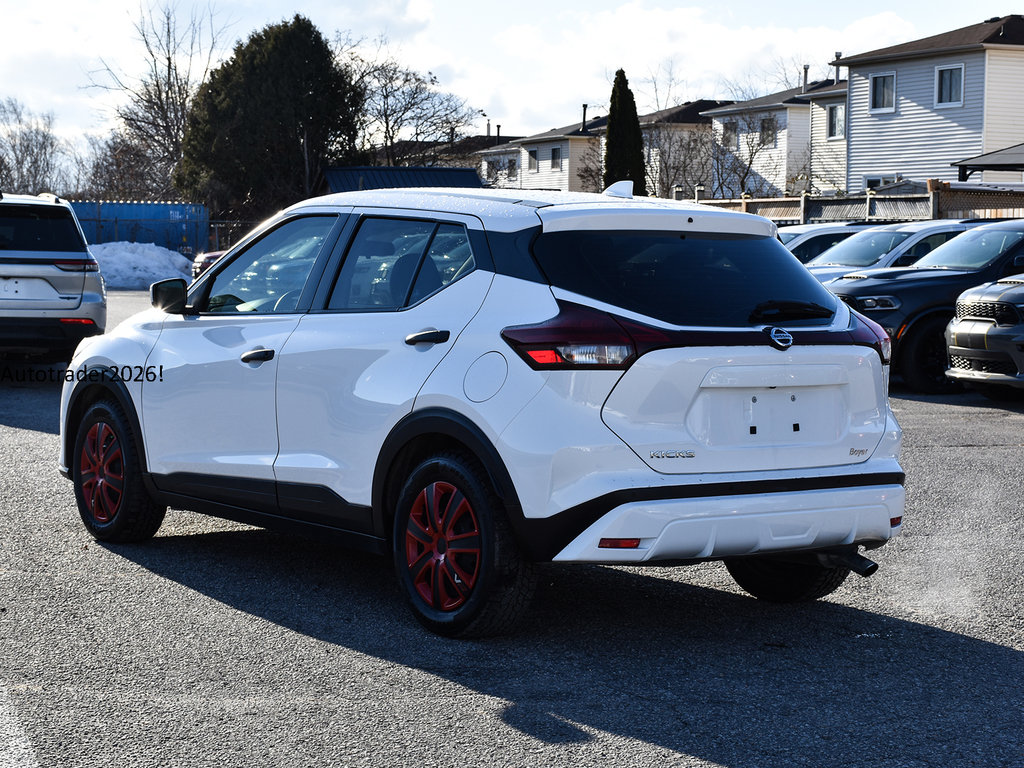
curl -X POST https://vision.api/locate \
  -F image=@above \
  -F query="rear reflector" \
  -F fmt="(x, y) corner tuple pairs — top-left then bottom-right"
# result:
(60, 318), (96, 325)
(598, 538), (641, 549)
(890, 516), (902, 527)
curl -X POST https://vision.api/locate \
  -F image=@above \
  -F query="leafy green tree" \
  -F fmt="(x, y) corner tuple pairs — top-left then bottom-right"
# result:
(603, 69), (647, 196)
(175, 15), (363, 218)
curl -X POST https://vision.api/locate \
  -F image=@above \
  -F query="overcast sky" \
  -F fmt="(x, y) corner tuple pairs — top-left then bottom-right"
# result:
(1, 1), (1011, 143)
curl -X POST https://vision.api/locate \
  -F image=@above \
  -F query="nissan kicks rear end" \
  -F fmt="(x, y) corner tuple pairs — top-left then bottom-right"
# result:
(59, 185), (903, 636)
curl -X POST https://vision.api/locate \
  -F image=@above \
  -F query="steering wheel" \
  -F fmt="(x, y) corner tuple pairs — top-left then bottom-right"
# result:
(272, 289), (301, 313)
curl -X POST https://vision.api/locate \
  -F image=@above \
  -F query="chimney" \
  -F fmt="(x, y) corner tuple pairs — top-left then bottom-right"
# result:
(802, 64), (809, 93)
(486, 119), (491, 137)
(581, 103), (588, 132)
(834, 52), (842, 84)
(496, 125), (501, 141)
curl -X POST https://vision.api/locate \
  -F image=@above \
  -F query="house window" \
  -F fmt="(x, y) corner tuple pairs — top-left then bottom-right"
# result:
(869, 73), (895, 113)
(759, 116), (777, 147)
(864, 174), (900, 190)
(722, 121), (738, 149)
(528, 150), (538, 172)
(936, 64), (964, 107)
(507, 158), (517, 179)
(551, 146), (562, 170)
(826, 104), (845, 139)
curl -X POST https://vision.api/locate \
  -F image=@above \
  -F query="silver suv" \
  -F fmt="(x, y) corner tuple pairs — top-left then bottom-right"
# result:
(0, 193), (105, 360)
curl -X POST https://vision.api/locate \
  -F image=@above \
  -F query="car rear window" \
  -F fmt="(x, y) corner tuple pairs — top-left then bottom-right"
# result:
(0, 204), (86, 252)
(532, 230), (837, 327)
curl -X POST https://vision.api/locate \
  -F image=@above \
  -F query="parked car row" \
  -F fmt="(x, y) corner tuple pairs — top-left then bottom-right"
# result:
(781, 219), (1024, 396)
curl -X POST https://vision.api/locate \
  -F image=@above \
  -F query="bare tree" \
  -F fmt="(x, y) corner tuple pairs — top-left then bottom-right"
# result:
(338, 38), (479, 166)
(0, 98), (75, 194)
(92, 2), (224, 197)
(644, 125), (715, 199)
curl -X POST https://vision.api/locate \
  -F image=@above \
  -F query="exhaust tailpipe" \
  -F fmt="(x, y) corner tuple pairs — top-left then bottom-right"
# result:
(818, 549), (878, 577)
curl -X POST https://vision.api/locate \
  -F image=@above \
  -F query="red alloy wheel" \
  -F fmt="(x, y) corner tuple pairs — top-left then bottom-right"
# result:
(79, 422), (124, 524)
(404, 481), (482, 611)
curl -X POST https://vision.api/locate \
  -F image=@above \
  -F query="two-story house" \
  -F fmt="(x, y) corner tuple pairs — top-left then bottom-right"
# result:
(702, 81), (841, 197)
(478, 100), (730, 195)
(839, 14), (1024, 191)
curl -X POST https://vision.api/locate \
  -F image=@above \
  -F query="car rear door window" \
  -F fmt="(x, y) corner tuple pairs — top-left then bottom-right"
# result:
(328, 218), (475, 310)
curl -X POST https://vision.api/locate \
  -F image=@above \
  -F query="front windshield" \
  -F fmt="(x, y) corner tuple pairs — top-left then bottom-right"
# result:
(806, 229), (911, 267)
(778, 231), (799, 244)
(913, 227), (1024, 271)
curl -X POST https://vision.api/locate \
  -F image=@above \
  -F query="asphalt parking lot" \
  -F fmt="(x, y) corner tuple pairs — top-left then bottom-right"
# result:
(1, 291), (1022, 767)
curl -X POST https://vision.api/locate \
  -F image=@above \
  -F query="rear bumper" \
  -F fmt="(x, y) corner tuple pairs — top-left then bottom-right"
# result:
(552, 482), (905, 563)
(0, 316), (103, 355)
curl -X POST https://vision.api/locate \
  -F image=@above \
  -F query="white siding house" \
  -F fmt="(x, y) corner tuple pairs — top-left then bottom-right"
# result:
(477, 101), (730, 196)
(702, 81), (839, 197)
(838, 15), (1024, 191)
(805, 82), (848, 194)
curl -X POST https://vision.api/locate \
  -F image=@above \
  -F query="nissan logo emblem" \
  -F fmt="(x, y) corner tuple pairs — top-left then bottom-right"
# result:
(767, 327), (794, 350)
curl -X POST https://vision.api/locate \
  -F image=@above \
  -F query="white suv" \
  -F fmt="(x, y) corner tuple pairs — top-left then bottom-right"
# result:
(58, 187), (904, 636)
(1, 193), (105, 359)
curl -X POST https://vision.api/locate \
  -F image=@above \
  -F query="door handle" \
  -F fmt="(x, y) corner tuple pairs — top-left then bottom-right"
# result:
(404, 329), (450, 346)
(240, 348), (275, 363)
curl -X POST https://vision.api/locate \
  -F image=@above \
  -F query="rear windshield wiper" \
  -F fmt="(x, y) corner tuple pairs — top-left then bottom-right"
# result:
(748, 300), (834, 324)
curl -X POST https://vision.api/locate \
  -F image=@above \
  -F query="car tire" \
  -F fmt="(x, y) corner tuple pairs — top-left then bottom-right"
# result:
(900, 316), (960, 394)
(392, 451), (536, 637)
(72, 399), (165, 542)
(725, 557), (850, 602)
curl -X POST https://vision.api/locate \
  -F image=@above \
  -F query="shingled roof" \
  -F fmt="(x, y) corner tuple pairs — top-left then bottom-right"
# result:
(700, 81), (842, 117)
(835, 15), (1024, 66)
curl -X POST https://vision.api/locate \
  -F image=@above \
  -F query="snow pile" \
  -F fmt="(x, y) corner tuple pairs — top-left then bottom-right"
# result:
(91, 241), (192, 290)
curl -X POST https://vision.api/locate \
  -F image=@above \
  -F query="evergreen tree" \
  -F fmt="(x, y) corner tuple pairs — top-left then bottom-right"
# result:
(603, 69), (647, 196)
(175, 15), (363, 218)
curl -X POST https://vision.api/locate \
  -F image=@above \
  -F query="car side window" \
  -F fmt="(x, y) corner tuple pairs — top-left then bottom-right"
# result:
(328, 218), (475, 311)
(410, 224), (475, 303)
(204, 216), (335, 314)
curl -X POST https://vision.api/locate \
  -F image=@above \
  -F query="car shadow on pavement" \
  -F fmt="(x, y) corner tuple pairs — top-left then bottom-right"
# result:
(0, 362), (65, 434)
(111, 524), (1024, 767)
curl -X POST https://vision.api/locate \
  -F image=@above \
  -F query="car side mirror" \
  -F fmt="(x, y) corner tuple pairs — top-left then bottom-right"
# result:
(151, 278), (189, 314)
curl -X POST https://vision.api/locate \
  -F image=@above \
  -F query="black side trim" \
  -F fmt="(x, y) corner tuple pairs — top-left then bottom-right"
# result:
(524, 472), (907, 562)
(152, 472), (279, 514)
(150, 472), (375, 535)
(144, 481), (386, 556)
(278, 481), (374, 534)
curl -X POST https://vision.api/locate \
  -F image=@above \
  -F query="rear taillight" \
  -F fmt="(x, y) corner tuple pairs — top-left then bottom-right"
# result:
(54, 259), (99, 272)
(851, 311), (891, 364)
(501, 302), (670, 370)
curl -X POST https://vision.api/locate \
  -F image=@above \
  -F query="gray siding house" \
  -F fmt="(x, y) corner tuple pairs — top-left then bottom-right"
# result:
(839, 15), (1024, 192)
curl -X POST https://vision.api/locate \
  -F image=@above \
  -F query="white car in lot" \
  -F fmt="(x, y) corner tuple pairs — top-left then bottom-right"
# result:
(776, 222), (876, 263)
(58, 186), (904, 636)
(806, 219), (988, 283)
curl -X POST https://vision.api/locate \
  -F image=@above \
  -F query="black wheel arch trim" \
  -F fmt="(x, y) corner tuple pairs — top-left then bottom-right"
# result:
(894, 308), (954, 368)
(374, 407), (563, 559)
(62, 366), (147, 479)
